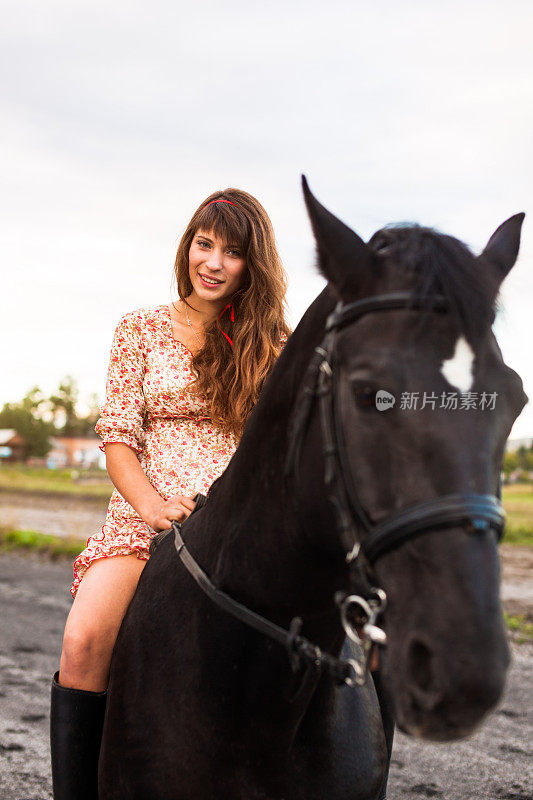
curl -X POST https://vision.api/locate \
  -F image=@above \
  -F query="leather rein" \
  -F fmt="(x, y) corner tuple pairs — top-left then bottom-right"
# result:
(171, 291), (506, 687)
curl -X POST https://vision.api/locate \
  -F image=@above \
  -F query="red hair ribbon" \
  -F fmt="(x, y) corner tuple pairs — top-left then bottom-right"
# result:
(205, 199), (238, 208)
(217, 302), (235, 348)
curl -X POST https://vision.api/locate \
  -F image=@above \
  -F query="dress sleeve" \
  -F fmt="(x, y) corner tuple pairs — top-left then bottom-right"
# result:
(95, 311), (146, 454)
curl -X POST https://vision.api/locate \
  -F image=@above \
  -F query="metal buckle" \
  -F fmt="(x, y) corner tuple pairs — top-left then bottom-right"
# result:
(338, 591), (387, 682)
(344, 658), (366, 687)
(345, 541), (361, 563)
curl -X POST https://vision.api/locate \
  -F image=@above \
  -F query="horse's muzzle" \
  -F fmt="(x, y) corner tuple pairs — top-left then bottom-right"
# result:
(377, 526), (510, 741)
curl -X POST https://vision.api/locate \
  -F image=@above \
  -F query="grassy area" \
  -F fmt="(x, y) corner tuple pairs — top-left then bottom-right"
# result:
(504, 613), (533, 644)
(0, 526), (86, 559)
(502, 526), (533, 546)
(0, 465), (112, 498)
(501, 484), (533, 546)
(502, 483), (533, 500)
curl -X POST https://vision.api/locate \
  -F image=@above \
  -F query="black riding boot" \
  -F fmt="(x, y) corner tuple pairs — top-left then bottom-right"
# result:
(50, 671), (107, 799)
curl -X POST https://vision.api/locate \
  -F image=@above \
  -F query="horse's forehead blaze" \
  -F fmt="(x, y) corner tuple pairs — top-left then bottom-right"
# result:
(440, 335), (476, 393)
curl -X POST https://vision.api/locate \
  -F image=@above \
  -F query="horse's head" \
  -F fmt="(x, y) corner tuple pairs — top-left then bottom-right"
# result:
(301, 177), (527, 741)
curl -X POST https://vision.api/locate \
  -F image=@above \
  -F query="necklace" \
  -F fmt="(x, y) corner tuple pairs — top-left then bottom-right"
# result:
(183, 302), (203, 347)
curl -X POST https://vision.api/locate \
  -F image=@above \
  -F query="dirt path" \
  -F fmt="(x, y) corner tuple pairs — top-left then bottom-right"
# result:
(500, 544), (533, 620)
(0, 552), (531, 800)
(0, 490), (109, 541)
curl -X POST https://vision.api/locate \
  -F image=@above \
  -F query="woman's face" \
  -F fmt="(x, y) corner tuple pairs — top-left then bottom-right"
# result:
(188, 228), (247, 307)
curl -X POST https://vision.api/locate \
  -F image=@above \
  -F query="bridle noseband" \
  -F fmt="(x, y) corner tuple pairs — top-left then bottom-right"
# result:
(171, 291), (505, 688)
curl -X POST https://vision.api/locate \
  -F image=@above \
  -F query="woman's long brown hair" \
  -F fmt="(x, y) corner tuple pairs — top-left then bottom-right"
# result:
(173, 188), (291, 438)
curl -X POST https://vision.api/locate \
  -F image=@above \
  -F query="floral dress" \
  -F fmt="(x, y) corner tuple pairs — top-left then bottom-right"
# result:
(70, 305), (238, 599)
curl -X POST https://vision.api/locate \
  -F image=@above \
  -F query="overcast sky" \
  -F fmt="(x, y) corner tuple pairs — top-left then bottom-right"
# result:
(2, 0), (532, 437)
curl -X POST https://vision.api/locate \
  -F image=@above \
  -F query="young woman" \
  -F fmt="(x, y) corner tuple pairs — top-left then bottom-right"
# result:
(50, 189), (291, 799)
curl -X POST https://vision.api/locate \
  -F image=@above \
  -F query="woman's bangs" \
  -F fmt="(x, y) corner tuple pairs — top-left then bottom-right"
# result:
(195, 205), (250, 251)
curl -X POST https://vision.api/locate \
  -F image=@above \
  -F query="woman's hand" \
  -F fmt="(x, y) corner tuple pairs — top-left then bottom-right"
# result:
(104, 444), (198, 532)
(145, 494), (197, 532)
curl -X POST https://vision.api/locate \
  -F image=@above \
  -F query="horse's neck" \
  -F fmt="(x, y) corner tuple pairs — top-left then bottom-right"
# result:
(188, 288), (348, 623)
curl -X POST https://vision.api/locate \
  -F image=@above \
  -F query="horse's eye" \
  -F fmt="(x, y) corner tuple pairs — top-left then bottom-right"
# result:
(353, 385), (377, 409)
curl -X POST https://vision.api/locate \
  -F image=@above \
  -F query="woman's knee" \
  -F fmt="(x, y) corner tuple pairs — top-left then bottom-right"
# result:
(60, 618), (114, 681)
(59, 554), (147, 688)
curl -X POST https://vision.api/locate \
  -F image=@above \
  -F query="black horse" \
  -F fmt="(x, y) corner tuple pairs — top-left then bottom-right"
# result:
(98, 178), (527, 800)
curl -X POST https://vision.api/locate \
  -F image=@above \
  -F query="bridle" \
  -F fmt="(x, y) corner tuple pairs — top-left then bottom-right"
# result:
(171, 290), (506, 687)
(286, 291), (505, 566)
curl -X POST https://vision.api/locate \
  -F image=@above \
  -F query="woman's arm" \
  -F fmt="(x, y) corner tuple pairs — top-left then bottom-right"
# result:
(105, 442), (196, 531)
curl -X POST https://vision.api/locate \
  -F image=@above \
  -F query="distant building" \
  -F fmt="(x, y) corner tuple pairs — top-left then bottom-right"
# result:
(0, 429), (27, 462)
(47, 436), (105, 469)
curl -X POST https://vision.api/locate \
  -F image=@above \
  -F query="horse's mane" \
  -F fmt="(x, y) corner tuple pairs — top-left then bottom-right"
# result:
(368, 224), (499, 342)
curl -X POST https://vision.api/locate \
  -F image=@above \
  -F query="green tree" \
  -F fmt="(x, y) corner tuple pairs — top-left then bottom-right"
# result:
(503, 450), (519, 475)
(516, 444), (533, 472)
(48, 376), (80, 435)
(47, 378), (101, 436)
(82, 392), (101, 435)
(0, 379), (104, 460)
(0, 387), (52, 457)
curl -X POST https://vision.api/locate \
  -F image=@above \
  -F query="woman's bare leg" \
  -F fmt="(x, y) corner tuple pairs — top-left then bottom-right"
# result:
(59, 554), (147, 692)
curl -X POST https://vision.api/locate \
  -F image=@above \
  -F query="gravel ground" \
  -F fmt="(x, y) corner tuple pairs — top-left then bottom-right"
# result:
(0, 552), (531, 800)
(390, 648), (532, 799)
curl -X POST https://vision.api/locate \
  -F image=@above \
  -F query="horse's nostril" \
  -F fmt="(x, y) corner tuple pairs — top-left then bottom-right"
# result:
(408, 638), (435, 694)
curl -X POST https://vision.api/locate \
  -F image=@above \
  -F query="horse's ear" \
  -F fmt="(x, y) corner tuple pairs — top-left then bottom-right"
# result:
(301, 175), (372, 297)
(479, 213), (525, 279)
